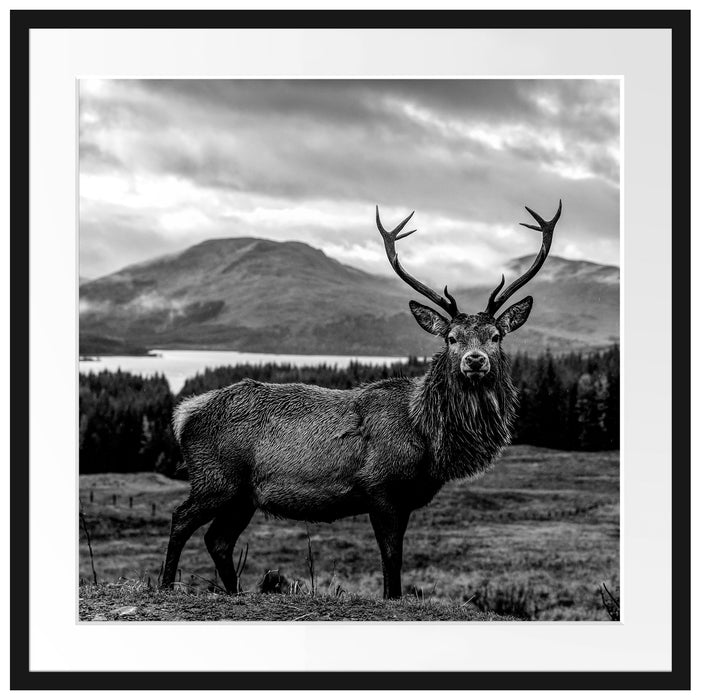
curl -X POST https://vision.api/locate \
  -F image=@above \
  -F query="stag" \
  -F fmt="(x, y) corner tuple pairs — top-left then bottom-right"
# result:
(162, 201), (562, 598)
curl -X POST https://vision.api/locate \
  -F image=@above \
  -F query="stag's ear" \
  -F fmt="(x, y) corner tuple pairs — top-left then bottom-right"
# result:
(409, 300), (450, 337)
(496, 296), (533, 335)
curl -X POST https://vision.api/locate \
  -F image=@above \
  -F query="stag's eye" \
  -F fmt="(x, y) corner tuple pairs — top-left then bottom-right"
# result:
(448, 336), (457, 345)
(491, 333), (500, 343)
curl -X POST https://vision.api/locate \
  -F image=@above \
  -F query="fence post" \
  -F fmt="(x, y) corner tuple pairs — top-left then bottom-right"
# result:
(112, 494), (116, 506)
(129, 496), (133, 509)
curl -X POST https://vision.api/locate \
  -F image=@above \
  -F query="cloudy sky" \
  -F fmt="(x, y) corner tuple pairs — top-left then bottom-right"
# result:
(79, 79), (619, 285)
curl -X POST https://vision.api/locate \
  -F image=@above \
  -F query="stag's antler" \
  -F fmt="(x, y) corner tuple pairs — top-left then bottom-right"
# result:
(485, 200), (562, 317)
(376, 206), (459, 318)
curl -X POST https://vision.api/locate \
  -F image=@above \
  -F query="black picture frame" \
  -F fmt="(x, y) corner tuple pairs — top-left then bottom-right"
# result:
(9, 8), (691, 691)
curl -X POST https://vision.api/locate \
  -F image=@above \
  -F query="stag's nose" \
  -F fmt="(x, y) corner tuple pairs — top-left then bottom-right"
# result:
(461, 350), (489, 375)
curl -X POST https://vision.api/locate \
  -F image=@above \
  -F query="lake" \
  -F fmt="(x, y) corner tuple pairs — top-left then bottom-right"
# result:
(78, 349), (410, 392)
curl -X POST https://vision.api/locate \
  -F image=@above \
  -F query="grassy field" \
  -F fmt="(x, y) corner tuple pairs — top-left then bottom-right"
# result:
(79, 584), (514, 622)
(79, 445), (619, 621)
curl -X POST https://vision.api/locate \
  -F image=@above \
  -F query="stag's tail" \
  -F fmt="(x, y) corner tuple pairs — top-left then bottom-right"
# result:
(171, 391), (216, 444)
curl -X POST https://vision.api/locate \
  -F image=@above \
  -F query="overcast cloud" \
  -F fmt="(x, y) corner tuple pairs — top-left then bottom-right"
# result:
(79, 78), (620, 285)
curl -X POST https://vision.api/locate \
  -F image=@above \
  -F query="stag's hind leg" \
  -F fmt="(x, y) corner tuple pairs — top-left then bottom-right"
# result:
(161, 494), (223, 589)
(204, 499), (256, 594)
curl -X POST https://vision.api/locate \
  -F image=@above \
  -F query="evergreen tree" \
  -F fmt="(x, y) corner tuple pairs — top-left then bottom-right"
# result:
(79, 347), (621, 476)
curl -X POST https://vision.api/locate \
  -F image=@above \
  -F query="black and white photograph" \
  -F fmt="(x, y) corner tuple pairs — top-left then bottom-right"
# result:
(77, 77), (621, 623)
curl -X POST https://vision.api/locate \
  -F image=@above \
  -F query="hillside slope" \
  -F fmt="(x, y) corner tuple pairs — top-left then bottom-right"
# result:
(80, 238), (619, 356)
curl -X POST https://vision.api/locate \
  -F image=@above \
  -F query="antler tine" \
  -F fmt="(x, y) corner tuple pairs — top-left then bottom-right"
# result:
(376, 206), (458, 318)
(443, 286), (458, 313)
(485, 200), (562, 316)
(395, 228), (416, 241)
(485, 274), (505, 313)
(391, 210), (415, 237)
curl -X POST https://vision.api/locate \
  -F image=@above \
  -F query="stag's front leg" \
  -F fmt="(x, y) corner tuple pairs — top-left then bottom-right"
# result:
(369, 507), (410, 599)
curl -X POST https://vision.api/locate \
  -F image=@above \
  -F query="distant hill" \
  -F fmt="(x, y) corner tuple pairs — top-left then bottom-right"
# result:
(454, 255), (619, 354)
(79, 238), (619, 356)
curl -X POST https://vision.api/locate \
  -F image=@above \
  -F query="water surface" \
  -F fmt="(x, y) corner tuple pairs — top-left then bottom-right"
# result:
(79, 349), (409, 392)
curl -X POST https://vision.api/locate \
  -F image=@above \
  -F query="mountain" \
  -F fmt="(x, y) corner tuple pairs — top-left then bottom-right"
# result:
(79, 238), (619, 356)
(454, 255), (619, 354)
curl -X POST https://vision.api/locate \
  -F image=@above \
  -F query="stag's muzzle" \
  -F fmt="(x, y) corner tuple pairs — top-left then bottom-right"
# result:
(461, 351), (490, 378)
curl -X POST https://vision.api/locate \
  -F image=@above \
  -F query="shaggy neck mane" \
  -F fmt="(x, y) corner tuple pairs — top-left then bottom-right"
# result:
(410, 349), (517, 481)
